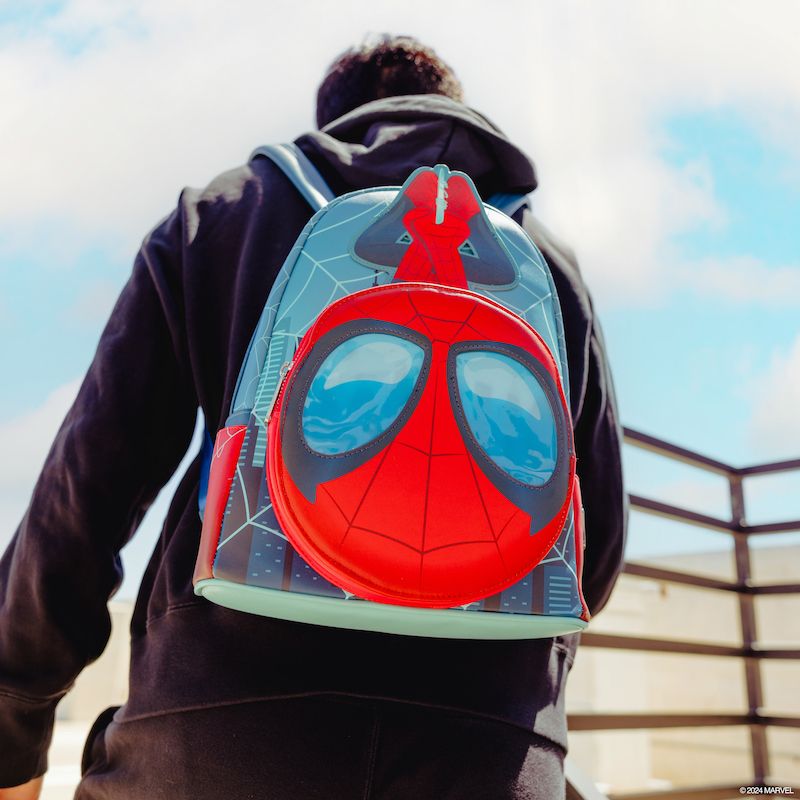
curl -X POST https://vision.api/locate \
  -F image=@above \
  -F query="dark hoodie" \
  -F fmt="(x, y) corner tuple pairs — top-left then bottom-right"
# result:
(0, 96), (625, 790)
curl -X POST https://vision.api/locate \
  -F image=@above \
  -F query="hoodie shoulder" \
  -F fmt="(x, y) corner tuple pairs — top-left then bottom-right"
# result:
(177, 163), (268, 247)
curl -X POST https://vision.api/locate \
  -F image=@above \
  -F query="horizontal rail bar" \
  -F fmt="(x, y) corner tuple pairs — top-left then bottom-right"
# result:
(579, 632), (742, 657)
(739, 458), (800, 476)
(567, 713), (800, 731)
(624, 427), (800, 478)
(623, 563), (800, 595)
(741, 520), (800, 535)
(622, 563), (739, 591)
(579, 632), (800, 660)
(608, 786), (799, 800)
(629, 496), (800, 536)
(629, 495), (737, 534)
(623, 428), (736, 476)
(749, 582), (800, 595)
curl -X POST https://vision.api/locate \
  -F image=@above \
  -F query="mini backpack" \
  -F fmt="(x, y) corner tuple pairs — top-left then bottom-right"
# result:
(193, 143), (590, 639)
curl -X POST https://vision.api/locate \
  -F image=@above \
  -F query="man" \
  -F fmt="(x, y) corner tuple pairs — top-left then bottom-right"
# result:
(0, 36), (625, 799)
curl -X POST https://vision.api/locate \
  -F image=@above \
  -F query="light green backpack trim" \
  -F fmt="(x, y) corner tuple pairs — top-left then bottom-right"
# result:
(195, 578), (588, 640)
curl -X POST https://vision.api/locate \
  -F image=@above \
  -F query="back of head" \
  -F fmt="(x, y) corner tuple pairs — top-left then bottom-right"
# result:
(316, 35), (464, 129)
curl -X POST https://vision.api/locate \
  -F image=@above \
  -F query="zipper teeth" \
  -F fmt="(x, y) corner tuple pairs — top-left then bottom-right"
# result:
(265, 360), (294, 423)
(263, 308), (328, 426)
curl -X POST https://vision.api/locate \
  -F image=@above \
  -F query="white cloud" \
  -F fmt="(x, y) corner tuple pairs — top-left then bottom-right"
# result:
(674, 256), (800, 306)
(535, 153), (725, 302)
(0, 0), (326, 252)
(518, 1), (800, 304)
(747, 333), (800, 459)
(1, 0), (800, 297)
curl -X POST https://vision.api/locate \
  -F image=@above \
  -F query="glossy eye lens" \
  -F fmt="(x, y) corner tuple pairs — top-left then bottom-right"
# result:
(455, 351), (557, 486)
(302, 333), (425, 455)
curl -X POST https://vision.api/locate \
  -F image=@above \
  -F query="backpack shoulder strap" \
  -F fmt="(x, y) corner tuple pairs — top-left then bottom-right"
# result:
(486, 191), (530, 219)
(250, 143), (336, 212)
(200, 143), (335, 521)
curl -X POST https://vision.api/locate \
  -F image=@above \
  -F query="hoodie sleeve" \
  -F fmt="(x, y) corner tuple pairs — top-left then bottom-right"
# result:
(0, 207), (198, 787)
(521, 211), (627, 615)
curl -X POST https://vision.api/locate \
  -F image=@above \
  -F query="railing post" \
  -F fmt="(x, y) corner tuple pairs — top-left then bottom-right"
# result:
(730, 474), (770, 783)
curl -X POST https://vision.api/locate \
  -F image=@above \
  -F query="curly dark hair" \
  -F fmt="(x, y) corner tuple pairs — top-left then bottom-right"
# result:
(316, 35), (464, 128)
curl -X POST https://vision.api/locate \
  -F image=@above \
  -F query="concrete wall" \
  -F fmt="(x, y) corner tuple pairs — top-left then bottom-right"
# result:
(566, 544), (800, 792)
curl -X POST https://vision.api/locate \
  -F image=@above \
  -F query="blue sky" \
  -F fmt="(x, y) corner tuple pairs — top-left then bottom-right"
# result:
(665, 112), (800, 263)
(1, 0), (799, 598)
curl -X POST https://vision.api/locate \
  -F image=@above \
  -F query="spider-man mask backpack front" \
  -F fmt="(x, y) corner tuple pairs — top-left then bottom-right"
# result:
(193, 144), (590, 639)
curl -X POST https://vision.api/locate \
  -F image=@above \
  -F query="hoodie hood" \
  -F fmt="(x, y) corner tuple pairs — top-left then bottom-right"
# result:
(295, 95), (537, 200)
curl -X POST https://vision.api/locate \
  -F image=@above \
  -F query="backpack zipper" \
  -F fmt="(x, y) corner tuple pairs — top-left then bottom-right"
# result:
(265, 360), (294, 423)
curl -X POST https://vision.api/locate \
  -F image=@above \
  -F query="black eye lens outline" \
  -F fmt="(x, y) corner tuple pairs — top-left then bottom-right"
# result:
(453, 348), (558, 486)
(301, 331), (427, 455)
(447, 340), (573, 530)
(279, 319), (432, 504)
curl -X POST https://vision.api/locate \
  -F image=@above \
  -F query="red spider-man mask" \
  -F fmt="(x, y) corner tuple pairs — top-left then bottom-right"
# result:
(267, 283), (575, 608)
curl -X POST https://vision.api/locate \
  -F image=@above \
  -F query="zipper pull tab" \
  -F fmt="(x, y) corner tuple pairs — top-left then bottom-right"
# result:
(265, 361), (293, 423)
(435, 164), (448, 225)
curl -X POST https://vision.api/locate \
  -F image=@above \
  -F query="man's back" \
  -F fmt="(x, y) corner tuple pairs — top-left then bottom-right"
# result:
(0, 40), (624, 800)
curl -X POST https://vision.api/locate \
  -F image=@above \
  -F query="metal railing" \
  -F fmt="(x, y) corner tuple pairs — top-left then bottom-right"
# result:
(566, 427), (800, 800)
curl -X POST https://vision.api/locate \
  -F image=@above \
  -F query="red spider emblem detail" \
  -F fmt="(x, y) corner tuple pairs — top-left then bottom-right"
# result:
(392, 170), (481, 289)
(267, 283), (574, 608)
